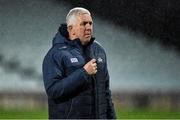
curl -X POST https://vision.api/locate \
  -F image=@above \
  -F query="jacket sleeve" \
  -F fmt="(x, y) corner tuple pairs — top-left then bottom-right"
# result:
(43, 51), (90, 101)
(105, 55), (116, 119)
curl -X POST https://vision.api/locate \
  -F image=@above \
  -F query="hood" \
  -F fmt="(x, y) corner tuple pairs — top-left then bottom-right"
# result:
(52, 24), (69, 46)
(52, 24), (95, 47)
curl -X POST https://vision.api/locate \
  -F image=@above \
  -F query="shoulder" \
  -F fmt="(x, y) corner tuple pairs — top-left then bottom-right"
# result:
(43, 44), (69, 62)
(92, 40), (106, 54)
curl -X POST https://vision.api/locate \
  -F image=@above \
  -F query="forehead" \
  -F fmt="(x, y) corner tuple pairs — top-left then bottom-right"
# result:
(77, 14), (93, 22)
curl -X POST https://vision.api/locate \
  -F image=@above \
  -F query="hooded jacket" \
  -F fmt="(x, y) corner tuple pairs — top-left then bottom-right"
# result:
(42, 24), (116, 119)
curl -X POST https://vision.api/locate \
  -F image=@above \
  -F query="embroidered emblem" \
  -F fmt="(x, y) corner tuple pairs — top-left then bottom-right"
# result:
(97, 57), (103, 63)
(70, 58), (78, 63)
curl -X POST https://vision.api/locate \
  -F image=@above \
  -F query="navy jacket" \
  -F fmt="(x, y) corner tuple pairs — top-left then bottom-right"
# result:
(42, 24), (116, 119)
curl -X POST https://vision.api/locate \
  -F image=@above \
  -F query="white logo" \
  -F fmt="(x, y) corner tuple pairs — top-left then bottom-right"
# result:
(70, 58), (78, 63)
(97, 57), (103, 63)
(59, 46), (67, 50)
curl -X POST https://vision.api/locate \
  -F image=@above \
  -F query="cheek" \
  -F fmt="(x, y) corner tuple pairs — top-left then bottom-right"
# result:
(79, 29), (85, 36)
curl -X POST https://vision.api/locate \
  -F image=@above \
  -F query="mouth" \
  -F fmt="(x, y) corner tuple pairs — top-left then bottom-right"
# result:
(84, 33), (91, 38)
(85, 34), (91, 38)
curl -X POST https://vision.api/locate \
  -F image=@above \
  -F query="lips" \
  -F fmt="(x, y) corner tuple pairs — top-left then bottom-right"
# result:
(85, 34), (91, 36)
(85, 33), (91, 37)
(85, 34), (91, 38)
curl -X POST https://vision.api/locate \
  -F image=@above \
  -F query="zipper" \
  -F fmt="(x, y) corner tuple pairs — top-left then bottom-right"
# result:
(92, 75), (99, 118)
(89, 46), (99, 118)
(81, 45), (99, 118)
(66, 99), (73, 119)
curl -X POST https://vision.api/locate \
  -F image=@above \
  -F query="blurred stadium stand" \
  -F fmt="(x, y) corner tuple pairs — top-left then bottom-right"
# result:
(0, 0), (180, 110)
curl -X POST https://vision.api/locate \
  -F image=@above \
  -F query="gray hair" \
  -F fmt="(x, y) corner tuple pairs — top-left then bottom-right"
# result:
(66, 7), (91, 27)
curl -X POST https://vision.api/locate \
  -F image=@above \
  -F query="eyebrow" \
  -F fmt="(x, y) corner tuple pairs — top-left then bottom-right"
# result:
(80, 21), (93, 26)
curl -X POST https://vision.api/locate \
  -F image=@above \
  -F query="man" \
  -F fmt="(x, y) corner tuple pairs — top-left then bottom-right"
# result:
(43, 7), (116, 119)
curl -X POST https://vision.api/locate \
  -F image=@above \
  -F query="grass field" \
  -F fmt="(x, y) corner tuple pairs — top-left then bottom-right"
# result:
(0, 108), (180, 119)
(116, 109), (180, 119)
(0, 108), (48, 119)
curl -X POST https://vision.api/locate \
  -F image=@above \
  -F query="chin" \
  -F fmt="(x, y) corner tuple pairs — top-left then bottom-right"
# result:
(80, 37), (91, 45)
(86, 38), (91, 42)
(87, 36), (92, 40)
(83, 36), (90, 41)
(81, 39), (90, 45)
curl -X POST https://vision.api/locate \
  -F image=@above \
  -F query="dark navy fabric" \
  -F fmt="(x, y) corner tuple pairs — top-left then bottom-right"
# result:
(42, 24), (116, 119)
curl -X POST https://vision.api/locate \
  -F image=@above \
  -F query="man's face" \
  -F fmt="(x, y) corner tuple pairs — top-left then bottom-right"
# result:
(73, 14), (93, 45)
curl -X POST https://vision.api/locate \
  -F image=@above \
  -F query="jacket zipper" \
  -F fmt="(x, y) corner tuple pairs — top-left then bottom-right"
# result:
(89, 46), (99, 118)
(93, 75), (99, 118)
(82, 45), (99, 118)
(66, 99), (73, 119)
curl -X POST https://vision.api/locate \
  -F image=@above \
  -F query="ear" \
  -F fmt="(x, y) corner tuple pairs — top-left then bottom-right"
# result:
(68, 25), (75, 35)
(67, 25), (72, 33)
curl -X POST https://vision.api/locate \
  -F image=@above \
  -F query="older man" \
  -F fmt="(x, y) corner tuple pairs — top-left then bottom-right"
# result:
(43, 7), (116, 119)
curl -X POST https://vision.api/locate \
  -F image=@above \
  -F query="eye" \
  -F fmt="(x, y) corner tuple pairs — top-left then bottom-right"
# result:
(80, 21), (93, 26)
(89, 22), (92, 25)
(83, 22), (88, 26)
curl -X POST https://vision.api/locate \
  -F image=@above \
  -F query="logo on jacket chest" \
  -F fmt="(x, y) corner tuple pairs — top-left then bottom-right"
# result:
(70, 57), (78, 63)
(97, 57), (103, 63)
